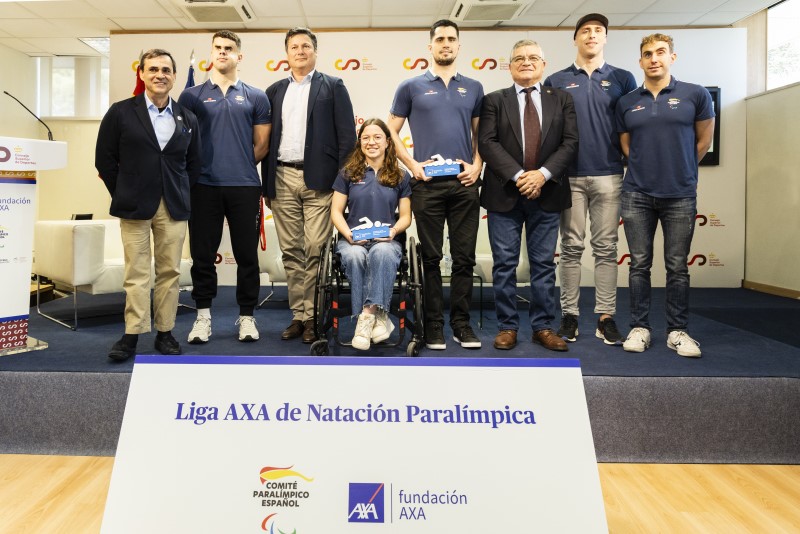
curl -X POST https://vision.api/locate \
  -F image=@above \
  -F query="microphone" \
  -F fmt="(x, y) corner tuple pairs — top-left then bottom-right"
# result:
(3, 90), (54, 141)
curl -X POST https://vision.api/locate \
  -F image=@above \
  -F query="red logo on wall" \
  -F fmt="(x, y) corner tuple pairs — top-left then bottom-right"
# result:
(266, 59), (290, 72)
(403, 58), (429, 70)
(471, 58), (498, 70)
(335, 58), (362, 70)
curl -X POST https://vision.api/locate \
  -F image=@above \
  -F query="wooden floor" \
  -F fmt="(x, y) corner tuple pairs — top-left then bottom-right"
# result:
(1, 455), (799, 533)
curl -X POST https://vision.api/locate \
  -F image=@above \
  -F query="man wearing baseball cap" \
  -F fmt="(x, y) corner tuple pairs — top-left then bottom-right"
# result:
(544, 13), (637, 347)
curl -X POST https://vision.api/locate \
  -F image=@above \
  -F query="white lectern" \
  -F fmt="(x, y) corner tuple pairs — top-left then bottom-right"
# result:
(0, 136), (67, 356)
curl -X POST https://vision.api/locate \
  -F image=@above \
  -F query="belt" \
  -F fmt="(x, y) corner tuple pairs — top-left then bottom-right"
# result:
(278, 160), (304, 170)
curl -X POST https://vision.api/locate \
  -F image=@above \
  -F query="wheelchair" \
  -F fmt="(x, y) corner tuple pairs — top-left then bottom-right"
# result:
(310, 233), (425, 357)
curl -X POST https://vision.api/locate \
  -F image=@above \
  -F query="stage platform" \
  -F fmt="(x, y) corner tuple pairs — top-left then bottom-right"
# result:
(1, 287), (798, 463)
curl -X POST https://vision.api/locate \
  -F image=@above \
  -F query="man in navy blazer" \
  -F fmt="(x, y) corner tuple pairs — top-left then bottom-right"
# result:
(262, 27), (355, 343)
(478, 39), (578, 352)
(96, 48), (201, 361)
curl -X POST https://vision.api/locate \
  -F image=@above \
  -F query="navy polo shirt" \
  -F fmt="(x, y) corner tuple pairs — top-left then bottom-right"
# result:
(390, 71), (483, 165)
(544, 63), (637, 176)
(178, 79), (271, 187)
(616, 77), (714, 198)
(333, 167), (412, 230)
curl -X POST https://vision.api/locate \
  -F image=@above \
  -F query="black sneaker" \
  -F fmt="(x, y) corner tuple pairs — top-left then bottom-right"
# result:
(453, 325), (481, 349)
(155, 332), (183, 355)
(557, 314), (579, 342)
(596, 316), (623, 346)
(425, 323), (446, 350)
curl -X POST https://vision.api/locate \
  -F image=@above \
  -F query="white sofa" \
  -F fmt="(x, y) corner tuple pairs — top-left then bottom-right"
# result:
(33, 218), (192, 329)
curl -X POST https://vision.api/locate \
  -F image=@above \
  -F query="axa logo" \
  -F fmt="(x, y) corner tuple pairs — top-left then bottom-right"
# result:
(403, 57), (428, 70)
(472, 58), (498, 70)
(348, 482), (385, 523)
(0, 146), (10, 163)
(261, 512), (295, 533)
(335, 58), (361, 70)
(266, 59), (290, 72)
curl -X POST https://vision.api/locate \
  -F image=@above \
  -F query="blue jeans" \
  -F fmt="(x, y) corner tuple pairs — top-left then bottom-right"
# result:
(621, 191), (696, 332)
(487, 197), (560, 332)
(336, 239), (402, 314)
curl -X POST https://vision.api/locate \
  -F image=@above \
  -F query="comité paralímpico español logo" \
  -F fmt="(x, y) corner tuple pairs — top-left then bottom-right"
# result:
(403, 57), (429, 70)
(471, 57), (510, 70)
(266, 59), (290, 72)
(256, 465), (313, 532)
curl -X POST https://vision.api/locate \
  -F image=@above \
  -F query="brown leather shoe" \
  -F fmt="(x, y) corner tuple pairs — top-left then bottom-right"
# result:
(532, 329), (568, 352)
(302, 319), (318, 344)
(494, 329), (517, 350)
(281, 320), (304, 340)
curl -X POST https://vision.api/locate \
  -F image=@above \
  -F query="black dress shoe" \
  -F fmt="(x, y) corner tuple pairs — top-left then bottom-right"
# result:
(155, 333), (182, 355)
(302, 319), (318, 344)
(108, 336), (137, 361)
(282, 320), (304, 340)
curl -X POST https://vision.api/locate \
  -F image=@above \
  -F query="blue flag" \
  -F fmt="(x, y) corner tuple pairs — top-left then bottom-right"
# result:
(185, 65), (195, 90)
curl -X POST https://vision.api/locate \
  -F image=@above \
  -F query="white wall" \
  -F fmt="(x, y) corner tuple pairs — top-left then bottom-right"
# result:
(36, 119), (107, 221)
(0, 43), (40, 140)
(745, 82), (800, 294)
(56, 28), (747, 287)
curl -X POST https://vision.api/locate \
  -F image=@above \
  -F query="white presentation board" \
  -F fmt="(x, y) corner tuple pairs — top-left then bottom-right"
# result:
(103, 356), (607, 533)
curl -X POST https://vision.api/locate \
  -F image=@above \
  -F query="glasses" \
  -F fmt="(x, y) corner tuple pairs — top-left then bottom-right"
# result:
(361, 134), (385, 144)
(511, 55), (543, 65)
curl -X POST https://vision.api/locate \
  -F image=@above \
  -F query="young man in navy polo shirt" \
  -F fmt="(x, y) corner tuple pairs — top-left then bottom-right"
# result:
(388, 19), (484, 350)
(544, 13), (636, 347)
(616, 33), (715, 357)
(178, 30), (271, 344)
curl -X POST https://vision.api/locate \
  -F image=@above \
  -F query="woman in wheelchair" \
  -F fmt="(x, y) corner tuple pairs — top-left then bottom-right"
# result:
(330, 118), (412, 350)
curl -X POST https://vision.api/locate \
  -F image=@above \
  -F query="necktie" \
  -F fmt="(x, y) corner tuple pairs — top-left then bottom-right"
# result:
(523, 87), (541, 170)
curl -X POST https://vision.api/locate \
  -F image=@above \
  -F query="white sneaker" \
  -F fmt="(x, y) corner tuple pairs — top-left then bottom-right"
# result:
(623, 327), (651, 353)
(188, 316), (211, 344)
(352, 313), (376, 351)
(236, 316), (259, 342)
(667, 330), (702, 358)
(371, 311), (395, 343)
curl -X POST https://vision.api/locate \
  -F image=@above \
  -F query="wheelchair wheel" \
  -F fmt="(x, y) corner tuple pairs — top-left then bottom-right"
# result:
(311, 339), (330, 356)
(312, 235), (335, 345)
(406, 340), (421, 357)
(407, 236), (425, 355)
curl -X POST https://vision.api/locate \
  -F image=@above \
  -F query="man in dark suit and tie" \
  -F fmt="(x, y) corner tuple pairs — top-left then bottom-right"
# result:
(478, 39), (579, 351)
(96, 49), (201, 361)
(263, 27), (355, 344)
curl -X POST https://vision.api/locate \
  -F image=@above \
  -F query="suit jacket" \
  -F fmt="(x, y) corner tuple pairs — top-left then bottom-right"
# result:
(95, 93), (201, 220)
(262, 71), (356, 198)
(478, 85), (578, 213)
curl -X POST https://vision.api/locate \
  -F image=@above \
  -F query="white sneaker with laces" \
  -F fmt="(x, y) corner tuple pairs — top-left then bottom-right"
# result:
(667, 330), (702, 358)
(236, 316), (259, 342)
(371, 311), (395, 343)
(352, 313), (376, 351)
(188, 316), (211, 344)
(623, 327), (651, 353)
